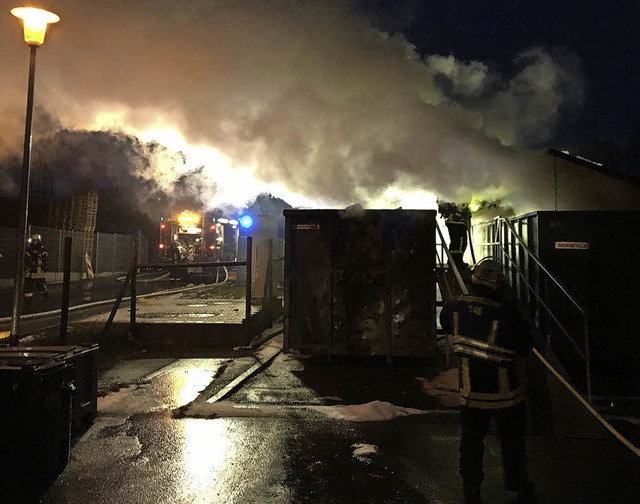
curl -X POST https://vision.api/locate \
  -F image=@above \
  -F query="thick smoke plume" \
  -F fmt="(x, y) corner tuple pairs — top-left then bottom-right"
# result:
(0, 0), (585, 215)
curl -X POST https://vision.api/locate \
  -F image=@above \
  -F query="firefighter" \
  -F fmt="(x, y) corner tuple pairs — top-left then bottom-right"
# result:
(167, 241), (182, 263)
(439, 258), (537, 504)
(439, 201), (471, 269)
(24, 233), (49, 305)
(167, 241), (182, 279)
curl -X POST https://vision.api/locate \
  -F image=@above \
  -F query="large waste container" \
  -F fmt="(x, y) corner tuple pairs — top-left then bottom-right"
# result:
(283, 209), (438, 359)
(0, 350), (75, 499)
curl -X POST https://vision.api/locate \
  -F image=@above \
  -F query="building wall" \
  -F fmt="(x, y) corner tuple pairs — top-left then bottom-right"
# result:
(552, 156), (640, 211)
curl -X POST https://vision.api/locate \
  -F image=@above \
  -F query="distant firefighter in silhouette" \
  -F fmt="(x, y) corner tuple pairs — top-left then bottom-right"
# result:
(438, 201), (471, 269)
(167, 241), (182, 263)
(24, 233), (49, 305)
(167, 241), (183, 279)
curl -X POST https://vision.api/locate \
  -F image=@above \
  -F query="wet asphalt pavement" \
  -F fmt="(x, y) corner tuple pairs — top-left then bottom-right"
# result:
(3, 333), (640, 504)
(34, 337), (463, 504)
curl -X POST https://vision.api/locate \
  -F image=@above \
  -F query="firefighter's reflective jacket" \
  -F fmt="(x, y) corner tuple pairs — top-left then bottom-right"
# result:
(439, 287), (533, 409)
(25, 242), (48, 279)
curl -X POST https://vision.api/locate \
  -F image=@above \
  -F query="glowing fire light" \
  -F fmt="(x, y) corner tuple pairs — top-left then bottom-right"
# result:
(177, 210), (201, 226)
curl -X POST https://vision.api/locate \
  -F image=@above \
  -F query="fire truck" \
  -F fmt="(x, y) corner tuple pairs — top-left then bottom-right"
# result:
(158, 210), (239, 262)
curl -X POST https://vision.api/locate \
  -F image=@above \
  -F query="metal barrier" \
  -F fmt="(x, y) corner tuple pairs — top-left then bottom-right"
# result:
(99, 236), (281, 348)
(474, 216), (591, 401)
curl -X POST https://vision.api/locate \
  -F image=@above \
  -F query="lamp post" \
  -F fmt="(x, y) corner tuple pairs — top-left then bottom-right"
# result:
(8, 6), (60, 346)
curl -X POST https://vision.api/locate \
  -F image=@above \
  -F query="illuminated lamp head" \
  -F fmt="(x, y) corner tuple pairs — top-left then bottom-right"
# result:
(239, 215), (253, 229)
(11, 7), (60, 47)
(159, 243), (165, 249)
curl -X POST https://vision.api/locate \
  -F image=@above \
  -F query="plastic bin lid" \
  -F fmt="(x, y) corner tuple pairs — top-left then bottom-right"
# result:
(0, 350), (70, 371)
(20, 344), (99, 356)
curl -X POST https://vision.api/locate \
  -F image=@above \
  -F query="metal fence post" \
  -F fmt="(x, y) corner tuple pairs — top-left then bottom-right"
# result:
(94, 232), (100, 275)
(112, 233), (117, 274)
(245, 236), (252, 341)
(130, 240), (138, 337)
(58, 228), (63, 273)
(60, 237), (72, 343)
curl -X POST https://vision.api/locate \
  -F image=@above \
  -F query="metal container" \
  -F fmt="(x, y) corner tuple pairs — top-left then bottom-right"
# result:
(283, 209), (437, 359)
(508, 210), (640, 396)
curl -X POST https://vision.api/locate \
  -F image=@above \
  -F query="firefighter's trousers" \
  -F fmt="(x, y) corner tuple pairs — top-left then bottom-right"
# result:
(459, 404), (534, 495)
(24, 277), (48, 303)
(446, 222), (468, 268)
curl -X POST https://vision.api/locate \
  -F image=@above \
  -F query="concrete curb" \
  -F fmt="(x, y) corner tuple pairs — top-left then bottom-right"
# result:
(249, 322), (284, 349)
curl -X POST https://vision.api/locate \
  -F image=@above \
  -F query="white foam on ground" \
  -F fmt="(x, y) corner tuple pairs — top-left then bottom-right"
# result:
(309, 400), (427, 422)
(184, 399), (429, 422)
(351, 443), (379, 464)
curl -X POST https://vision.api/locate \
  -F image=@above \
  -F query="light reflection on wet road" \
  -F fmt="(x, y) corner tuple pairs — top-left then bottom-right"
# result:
(153, 360), (221, 408)
(37, 352), (442, 504)
(30, 340), (640, 504)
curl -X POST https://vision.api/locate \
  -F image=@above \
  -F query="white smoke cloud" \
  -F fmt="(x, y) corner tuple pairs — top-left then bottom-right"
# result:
(425, 47), (585, 148)
(0, 0), (585, 213)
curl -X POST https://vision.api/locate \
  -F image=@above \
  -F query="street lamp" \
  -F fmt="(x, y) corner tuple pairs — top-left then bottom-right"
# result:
(9, 6), (60, 346)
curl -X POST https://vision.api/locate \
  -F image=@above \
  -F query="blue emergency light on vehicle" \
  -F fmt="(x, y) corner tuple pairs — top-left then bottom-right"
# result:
(239, 215), (254, 229)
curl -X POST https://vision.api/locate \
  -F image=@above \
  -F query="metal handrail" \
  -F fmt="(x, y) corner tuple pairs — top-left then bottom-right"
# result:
(478, 216), (591, 401)
(435, 223), (468, 296)
(501, 218), (587, 314)
(499, 245), (586, 360)
(435, 223), (469, 367)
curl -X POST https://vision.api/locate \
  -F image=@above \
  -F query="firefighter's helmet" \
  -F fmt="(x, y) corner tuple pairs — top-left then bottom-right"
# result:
(471, 258), (505, 289)
(30, 233), (42, 243)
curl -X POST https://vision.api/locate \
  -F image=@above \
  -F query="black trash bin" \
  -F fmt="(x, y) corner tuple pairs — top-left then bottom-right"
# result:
(20, 344), (99, 431)
(0, 350), (75, 499)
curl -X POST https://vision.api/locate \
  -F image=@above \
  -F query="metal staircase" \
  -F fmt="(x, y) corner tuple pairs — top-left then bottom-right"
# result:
(474, 216), (592, 401)
(434, 223), (471, 367)
(438, 217), (640, 451)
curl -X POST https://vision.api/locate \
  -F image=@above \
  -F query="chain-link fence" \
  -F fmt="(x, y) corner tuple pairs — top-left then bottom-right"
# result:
(0, 227), (148, 345)
(94, 231), (148, 276)
(0, 226), (148, 285)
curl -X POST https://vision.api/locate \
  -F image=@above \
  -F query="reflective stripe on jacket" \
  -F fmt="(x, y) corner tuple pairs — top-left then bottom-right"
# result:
(25, 246), (48, 279)
(441, 292), (532, 409)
